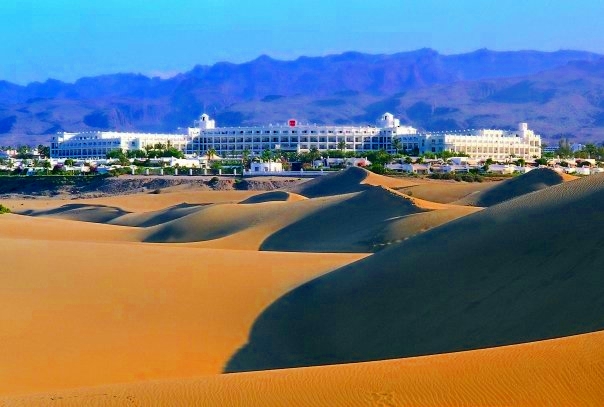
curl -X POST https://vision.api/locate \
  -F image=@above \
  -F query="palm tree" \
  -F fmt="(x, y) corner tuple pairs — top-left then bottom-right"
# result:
(261, 149), (273, 162)
(42, 160), (51, 175)
(308, 147), (321, 163)
(392, 138), (403, 155)
(242, 149), (251, 170)
(337, 140), (346, 154)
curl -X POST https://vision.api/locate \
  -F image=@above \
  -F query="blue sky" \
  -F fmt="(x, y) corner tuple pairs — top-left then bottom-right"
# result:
(2, 0), (604, 84)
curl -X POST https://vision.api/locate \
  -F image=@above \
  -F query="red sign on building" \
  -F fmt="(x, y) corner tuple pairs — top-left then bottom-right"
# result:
(288, 119), (297, 127)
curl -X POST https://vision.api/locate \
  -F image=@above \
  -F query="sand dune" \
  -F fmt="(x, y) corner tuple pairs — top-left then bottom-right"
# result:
(0, 236), (364, 395)
(2, 190), (261, 214)
(260, 186), (429, 252)
(6, 181), (473, 253)
(4, 330), (603, 406)
(397, 181), (497, 203)
(0, 214), (138, 243)
(375, 205), (482, 248)
(239, 191), (307, 204)
(108, 203), (206, 227)
(141, 194), (347, 247)
(141, 186), (474, 252)
(227, 173), (604, 371)
(288, 167), (418, 198)
(453, 167), (573, 206)
(1, 168), (600, 403)
(19, 203), (130, 223)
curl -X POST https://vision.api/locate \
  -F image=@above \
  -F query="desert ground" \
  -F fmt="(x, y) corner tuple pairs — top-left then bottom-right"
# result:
(1, 168), (602, 405)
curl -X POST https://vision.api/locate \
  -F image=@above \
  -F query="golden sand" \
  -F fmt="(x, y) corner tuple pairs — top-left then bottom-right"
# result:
(3, 330), (603, 406)
(0, 235), (365, 395)
(0, 169), (600, 405)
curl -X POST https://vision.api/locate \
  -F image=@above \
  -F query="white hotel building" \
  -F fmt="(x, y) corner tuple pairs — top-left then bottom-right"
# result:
(412, 122), (542, 161)
(50, 131), (189, 160)
(50, 113), (541, 160)
(185, 113), (417, 157)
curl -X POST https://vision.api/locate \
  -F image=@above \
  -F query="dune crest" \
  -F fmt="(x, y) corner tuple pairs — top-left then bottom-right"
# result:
(239, 191), (307, 204)
(453, 167), (574, 206)
(288, 167), (418, 198)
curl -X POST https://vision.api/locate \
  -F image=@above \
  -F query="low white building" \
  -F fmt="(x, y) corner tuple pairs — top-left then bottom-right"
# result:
(250, 161), (283, 173)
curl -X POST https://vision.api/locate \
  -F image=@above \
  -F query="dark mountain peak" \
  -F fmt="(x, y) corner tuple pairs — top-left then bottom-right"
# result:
(251, 54), (276, 63)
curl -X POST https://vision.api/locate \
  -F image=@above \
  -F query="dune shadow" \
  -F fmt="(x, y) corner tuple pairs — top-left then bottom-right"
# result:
(239, 191), (293, 204)
(288, 167), (371, 198)
(19, 203), (131, 224)
(455, 168), (567, 207)
(110, 203), (207, 227)
(226, 174), (604, 372)
(260, 187), (425, 253)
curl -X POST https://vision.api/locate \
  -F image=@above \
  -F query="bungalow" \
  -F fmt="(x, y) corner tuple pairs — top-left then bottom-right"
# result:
(251, 161), (283, 173)
(399, 163), (431, 174)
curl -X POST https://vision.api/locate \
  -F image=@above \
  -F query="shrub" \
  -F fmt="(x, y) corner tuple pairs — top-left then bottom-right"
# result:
(367, 163), (386, 175)
(0, 204), (10, 214)
(209, 176), (220, 186)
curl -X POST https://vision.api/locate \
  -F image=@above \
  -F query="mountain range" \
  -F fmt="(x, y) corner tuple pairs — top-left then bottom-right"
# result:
(2, 48), (604, 146)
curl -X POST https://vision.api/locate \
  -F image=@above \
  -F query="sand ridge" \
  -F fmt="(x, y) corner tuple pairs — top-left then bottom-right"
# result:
(288, 167), (419, 198)
(3, 330), (603, 406)
(239, 191), (307, 204)
(453, 167), (575, 206)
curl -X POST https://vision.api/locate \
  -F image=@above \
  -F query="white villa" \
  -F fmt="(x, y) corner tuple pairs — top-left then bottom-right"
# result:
(50, 113), (541, 160)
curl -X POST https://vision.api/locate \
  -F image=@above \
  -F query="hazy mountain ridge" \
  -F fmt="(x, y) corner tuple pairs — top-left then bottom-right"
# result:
(1, 49), (604, 145)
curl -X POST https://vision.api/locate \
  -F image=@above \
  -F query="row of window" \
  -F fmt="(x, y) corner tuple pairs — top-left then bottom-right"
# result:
(194, 136), (391, 143)
(204, 129), (379, 135)
(191, 143), (391, 152)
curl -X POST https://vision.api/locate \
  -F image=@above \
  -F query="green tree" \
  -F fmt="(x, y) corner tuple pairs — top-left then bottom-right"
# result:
(308, 147), (321, 163)
(127, 149), (147, 159)
(261, 149), (273, 162)
(365, 149), (392, 166)
(106, 149), (125, 159)
(582, 143), (598, 159)
(42, 160), (52, 175)
(557, 139), (572, 158)
(337, 140), (346, 154)
(37, 144), (50, 158)
(392, 138), (403, 155)
(242, 149), (251, 169)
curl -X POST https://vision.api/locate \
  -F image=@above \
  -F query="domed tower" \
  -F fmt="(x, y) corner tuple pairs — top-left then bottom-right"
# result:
(198, 113), (216, 130)
(378, 112), (400, 128)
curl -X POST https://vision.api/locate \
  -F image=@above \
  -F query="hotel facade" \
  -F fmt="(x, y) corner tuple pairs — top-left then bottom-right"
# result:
(50, 131), (190, 160)
(50, 113), (541, 160)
